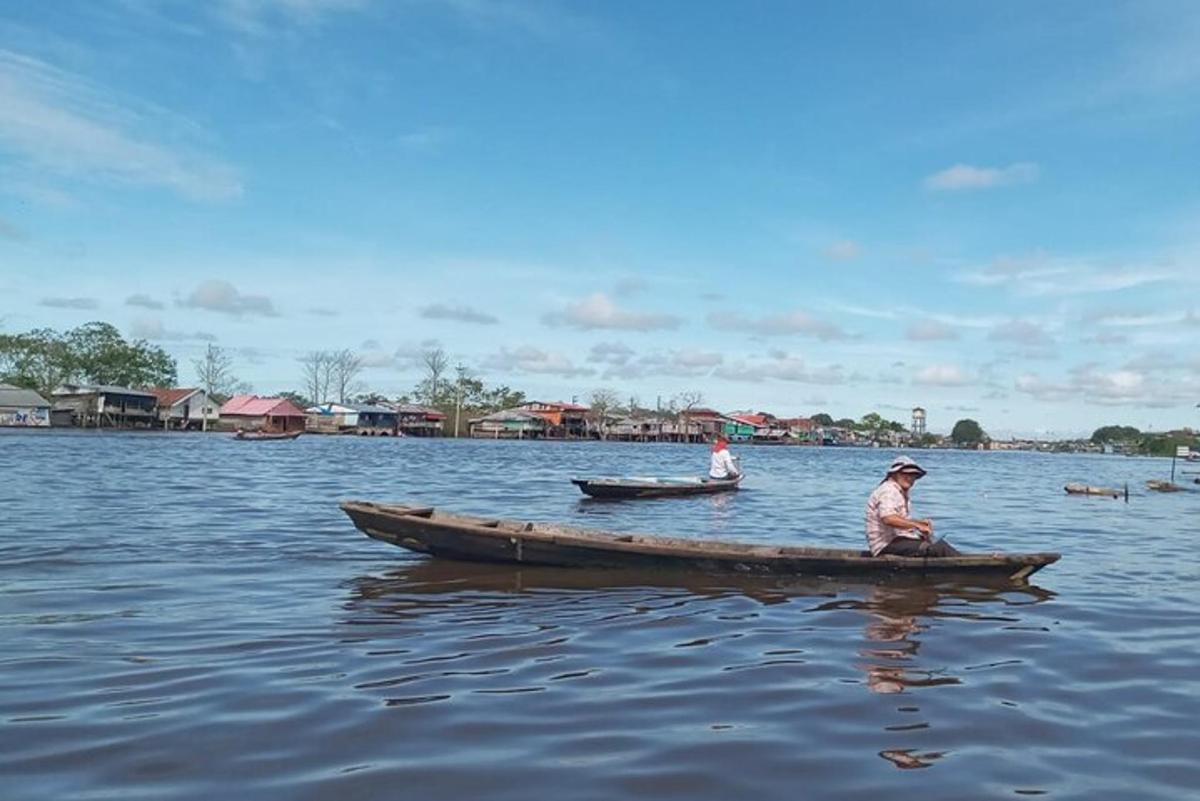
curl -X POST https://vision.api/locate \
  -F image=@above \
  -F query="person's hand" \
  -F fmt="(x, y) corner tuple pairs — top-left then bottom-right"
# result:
(913, 519), (934, 538)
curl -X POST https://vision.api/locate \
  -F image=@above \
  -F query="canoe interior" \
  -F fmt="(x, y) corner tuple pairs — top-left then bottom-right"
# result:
(340, 500), (1060, 582)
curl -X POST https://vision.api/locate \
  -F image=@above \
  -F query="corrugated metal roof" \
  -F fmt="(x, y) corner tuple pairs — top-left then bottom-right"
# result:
(150, 387), (201, 407)
(53, 384), (157, 398)
(0, 383), (51, 408)
(220, 395), (306, 417)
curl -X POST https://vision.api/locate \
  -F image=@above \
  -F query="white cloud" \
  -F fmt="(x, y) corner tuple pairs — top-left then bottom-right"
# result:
(600, 348), (724, 380)
(215, 0), (368, 35)
(1015, 363), (1198, 408)
(179, 280), (278, 317)
(0, 215), (28, 241)
(129, 317), (216, 342)
(0, 50), (241, 201)
(823, 240), (862, 261)
(393, 339), (443, 371)
(958, 252), (1175, 296)
(587, 342), (635, 366)
(419, 303), (499, 325)
(913, 364), (971, 387)
(40, 296), (98, 310)
(707, 310), (851, 341)
(989, 319), (1053, 346)
(484, 346), (595, 378)
(905, 320), (959, 342)
(713, 353), (847, 385)
(924, 162), (1038, 191)
(543, 293), (680, 332)
(126, 293), (165, 310)
(397, 126), (455, 154)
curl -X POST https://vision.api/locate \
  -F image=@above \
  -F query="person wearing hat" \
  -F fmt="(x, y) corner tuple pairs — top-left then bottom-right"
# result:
(865, 455), (961, 557)
(708, 434), (741, 481)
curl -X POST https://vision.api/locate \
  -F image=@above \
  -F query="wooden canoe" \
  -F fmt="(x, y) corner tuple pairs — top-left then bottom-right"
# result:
(340, 501), (1060, 581)
(1064, 482), (1122, 498)
(571, 474), (741, 499)
(1146, 479), (1184, 492)
(234, 430), (303, 441)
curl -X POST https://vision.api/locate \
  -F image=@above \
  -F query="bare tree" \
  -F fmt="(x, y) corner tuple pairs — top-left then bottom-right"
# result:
(419, 346), (449, 406)
(300, 350), (335, 406)
(332, 349), (364, 404)
(588, 388), (620, 440)
(192, 344), (236, 431)
(673, 390), (704, 443)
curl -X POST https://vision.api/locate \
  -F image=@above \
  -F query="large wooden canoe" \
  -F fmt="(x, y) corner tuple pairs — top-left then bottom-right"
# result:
(340, 501), (1060, 581)
(571, 474), (741, 499)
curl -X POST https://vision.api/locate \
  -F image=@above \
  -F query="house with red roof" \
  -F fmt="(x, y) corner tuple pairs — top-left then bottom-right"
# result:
(218, 394), (307, 433)
(519, 401), (590, 438)
(151, 387), (216, 431)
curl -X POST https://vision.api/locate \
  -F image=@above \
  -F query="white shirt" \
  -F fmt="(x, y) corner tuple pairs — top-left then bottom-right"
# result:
(865, 479), (921, 556)
(709, 448), (739, 479)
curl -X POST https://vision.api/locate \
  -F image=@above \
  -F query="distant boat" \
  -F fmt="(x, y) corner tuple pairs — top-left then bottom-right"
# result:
(339, 501), (1060, 582)
(234, 430), (302, 441)
(1146, 479), (1184, 493)
(1064, 482), (1122, 498)
(571, 475), (742, 499)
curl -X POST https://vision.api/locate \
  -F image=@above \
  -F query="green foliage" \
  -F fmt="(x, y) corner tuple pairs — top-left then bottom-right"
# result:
(0, 322), (176, 395)
(1091, 425), (1141, 444)
(950, 418), (987, 446)
(1136, 431), (1199, 457)
(810, 412), (834, 426)
(834, 417), (856, 429)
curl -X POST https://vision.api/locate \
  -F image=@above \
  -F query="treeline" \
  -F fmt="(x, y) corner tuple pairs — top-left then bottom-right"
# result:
(0, 322), (176, 395)
(1091, 424), (1199, 457)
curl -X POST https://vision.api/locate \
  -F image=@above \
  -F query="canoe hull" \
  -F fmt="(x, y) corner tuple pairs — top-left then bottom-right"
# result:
(235, 430), (302, 441)
(572, 475), (741, 499)
(340, 501), (1060, 582)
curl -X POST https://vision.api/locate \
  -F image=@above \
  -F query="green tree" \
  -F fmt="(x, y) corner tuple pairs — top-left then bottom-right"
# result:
(1091, 425), (1141, 444)
(0, 322), (175, 394)
(811, 412), (834, 426)
(950, 418), (987, 447)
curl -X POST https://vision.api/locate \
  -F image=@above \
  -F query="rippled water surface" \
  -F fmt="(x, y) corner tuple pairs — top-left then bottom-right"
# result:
(2, 431), (1198, 800)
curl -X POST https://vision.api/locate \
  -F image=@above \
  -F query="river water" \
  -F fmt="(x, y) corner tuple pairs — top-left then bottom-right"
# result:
(1, 431), (1197, 800)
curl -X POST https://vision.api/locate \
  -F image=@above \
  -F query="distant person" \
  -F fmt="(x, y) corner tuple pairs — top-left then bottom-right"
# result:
(865, 456), (961, 557)
(709, 435), (741, 481)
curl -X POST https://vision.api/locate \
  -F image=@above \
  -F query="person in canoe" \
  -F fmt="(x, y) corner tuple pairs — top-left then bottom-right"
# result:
(708, 434), (741, 482)
(865, 455), (961, 557)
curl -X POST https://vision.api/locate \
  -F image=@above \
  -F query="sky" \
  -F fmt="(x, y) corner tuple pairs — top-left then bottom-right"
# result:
(2, 0), (1199, 438)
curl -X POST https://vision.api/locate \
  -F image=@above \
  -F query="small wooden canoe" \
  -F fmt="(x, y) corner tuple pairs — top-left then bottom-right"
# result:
(1064, 482), (1122, 498)
(571, 475), (741, 499)
(234, 430), (303, 441)
(340, 501), (1060, 581)
(1146, 479), (1184, 493)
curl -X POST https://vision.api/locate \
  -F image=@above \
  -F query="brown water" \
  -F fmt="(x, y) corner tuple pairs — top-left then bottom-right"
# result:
(1, 432), (1197, 800)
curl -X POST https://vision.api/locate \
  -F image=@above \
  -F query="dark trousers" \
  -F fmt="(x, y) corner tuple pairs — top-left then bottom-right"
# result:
(881, 537), (962, 558)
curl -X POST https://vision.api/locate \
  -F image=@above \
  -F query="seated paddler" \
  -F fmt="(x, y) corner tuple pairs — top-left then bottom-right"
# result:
(865, 456), (961, 557)
(708, 434), (741, 481)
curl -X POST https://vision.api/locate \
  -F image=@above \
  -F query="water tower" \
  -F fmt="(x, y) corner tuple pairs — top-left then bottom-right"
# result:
(911, 407), (927, 438)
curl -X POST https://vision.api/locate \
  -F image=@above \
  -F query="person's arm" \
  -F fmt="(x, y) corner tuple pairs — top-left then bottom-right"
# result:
(880, 513), (933, 537)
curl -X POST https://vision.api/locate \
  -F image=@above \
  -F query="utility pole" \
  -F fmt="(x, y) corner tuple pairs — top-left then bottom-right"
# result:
(454, 362), (465, 438)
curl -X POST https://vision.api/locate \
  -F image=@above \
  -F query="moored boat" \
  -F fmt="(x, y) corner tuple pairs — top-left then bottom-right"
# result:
(1146, 479), (1184, 492)
(1064, 482), (1122, 498)
(571, 475), (741, 499)
(234, 429), (303, 441)
(340, 501), (1060, 581)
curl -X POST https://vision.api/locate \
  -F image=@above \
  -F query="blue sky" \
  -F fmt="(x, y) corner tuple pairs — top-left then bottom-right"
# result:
(2, 1), (1198, 437)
